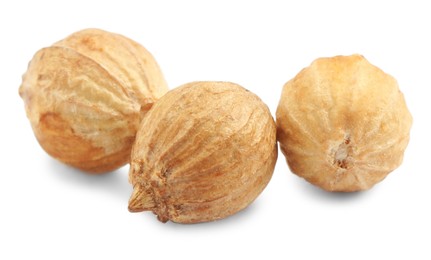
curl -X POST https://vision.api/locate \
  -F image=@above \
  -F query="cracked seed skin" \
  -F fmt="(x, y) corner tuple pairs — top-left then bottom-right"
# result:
(276, 55), (412, 192)
(128, 81), (277, 223)
(19, 28), (168, 173)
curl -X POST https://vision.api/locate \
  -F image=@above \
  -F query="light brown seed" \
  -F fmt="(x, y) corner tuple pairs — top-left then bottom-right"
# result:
(128, 81), (277, 223)
(276, 54), (413, 192)
(19, 28), (168, 173)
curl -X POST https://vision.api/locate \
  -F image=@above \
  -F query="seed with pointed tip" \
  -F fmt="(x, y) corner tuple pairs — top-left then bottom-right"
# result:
(276, 54), (413, 192)
(19, 28), (168, 173)
(128, 81), (277, 223)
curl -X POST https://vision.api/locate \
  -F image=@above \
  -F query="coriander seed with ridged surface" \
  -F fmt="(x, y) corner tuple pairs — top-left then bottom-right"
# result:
(128, 81), (277, 223)
(19, 28), (168, 173)
(276, 55), (412, 192)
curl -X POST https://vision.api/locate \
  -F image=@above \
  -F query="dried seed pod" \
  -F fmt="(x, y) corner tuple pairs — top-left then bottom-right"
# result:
(19, 28), (168, 173)
(128, 81), (277, 223)
(276, 55), (412, 192)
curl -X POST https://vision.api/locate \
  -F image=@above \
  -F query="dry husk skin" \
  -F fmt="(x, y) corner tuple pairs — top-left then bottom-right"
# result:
(128, 81), (277, 223)
(276, 55), (412, 192)
(19, 28), (168, 173)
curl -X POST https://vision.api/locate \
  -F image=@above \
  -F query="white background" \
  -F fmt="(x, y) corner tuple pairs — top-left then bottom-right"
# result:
(1, 0), (430, 259)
